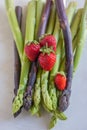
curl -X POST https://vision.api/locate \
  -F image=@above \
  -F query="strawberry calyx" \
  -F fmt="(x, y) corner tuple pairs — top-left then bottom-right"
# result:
(26, 40), (39, 45)
(40, 43), (55, 55)
(57, 71), (66, 77)
(39, 34), (49, 41)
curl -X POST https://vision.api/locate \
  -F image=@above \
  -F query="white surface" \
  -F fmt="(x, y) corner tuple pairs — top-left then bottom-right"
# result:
(0, 0), (87, 130)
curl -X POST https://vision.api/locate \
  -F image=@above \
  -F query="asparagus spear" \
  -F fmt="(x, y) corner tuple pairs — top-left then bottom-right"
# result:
(48, 15), (60, 111)
(40, 2), (56, 111)
(41, 1), (76, 112)
(74, 0), (87, 72)
(23, 0), (53, 111)
(29, 1), (44, 115)
(30, 67), (42, 115)
(49, 110), (67, 129)
(5, 0), (24, 62)
(30, 2), (56, 115)
(35, 1), (44, 40)
(14, 6), (22, 96)
(61, 2), (77, 59)
(12, 1), (36, 115)
(56, 0), (73, 112)
(40, 1), (77, 113)
(46, 2), (56, 34)
(66, 2), (77, 26)
(13, 6), (22, 117)
(71, 9), (83, 41)
(48, 2), (77, 111)
(38, 0), (53, 37)
(59, 9), (83, 72)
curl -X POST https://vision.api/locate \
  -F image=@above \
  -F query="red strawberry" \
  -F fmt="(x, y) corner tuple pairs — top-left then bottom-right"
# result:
(38, 51), (56, 71)
(40, 35), (56, 51)
(24, 41), (40, 61)
(54, 73), (67, 91)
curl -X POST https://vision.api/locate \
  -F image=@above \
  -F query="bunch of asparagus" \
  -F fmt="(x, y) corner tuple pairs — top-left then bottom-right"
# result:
(5, 0), (87, 129)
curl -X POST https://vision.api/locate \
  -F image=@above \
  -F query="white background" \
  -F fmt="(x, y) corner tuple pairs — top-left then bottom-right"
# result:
(0, 0), (87, 130)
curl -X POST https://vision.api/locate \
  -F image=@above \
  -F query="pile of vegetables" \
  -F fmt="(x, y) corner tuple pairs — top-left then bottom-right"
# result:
(5, 0), (87, 129)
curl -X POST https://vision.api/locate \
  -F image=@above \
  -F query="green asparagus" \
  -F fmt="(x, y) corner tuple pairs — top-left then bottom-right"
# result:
(12, 1), (36, 114)
(66, 2), (77, 26)
(49, 110), (67, 129)
(35, 1), (44, 40)
(46, 2), (56, 34)
(30, 1), (44, 115)
(74, 0), (87, 72)
(41, 2), (56, 111)
(5, 0), (24, 62)
(71, 9), (83, 40)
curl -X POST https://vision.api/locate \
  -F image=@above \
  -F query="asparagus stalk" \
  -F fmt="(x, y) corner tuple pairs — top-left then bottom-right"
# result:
(71, 9), (83, 41)
(49, 110), (67, 129)
(30, 67), (42, 115)
(74, 0), (87, 72)
(56, 0), (73, 112)
(66, 2), (77, 26)
(14, 6), (22, 96)
(38, 0), (53, 37)
(40, 1), (77, 114)
(30, 0), (55, 115)
(48, 15), (61, 111)
(59, 9), (83, 72)
(61, 2), (77, 59)
(46, 3), (77, 126)
(53, 13), (60, 42)
(30, 1), (44, 115)
(35, 1), (44, 40)
(49, 2), (77, 111)
(30, 1), (56, 115)
(5, 0), (24, 62)
(46, 2), (56, 34)
(23, 0), (53, 111)
(12, 1), (36, 115)
(13, 6), (22, 117)
(40, 1), (57, 112)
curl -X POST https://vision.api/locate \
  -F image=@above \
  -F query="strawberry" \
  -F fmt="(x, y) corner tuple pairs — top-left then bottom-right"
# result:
(40, 35), (56, 51)
(24, 41), (40, 61)
(38, 47), (56, 71)
(54, 73), (67, 91)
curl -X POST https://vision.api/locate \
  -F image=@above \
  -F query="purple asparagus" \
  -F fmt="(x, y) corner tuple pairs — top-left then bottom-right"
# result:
(23, 0), (53, 111)
(13, 6), (22, 117)
(55, 0), (73, 112)
(14, 6), (22, 95)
